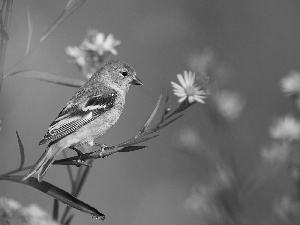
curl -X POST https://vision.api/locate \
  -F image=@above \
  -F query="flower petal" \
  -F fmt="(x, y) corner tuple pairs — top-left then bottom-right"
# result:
(109, 48), (118, 55)
(178, 96), (187, 102)
(190, 72), (195, 86)
(95, 33), (105, 45)
(171, 81), (185, 92)
(188, 96), (195, 103)
(183, 71), (190, 86)
(177, 74), (187, 88)
(174, 91), (187, 97)
(194, 96), (206, 103)
(195, 90), (206, 95)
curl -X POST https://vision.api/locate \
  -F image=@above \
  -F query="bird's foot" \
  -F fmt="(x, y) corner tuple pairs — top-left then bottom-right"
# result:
(69, 146), (86, 167)
(69, 146), (84, 157)
(75, 160), (92, 167)
(94, 143), (107, 151)
(94, 143), (109, 158)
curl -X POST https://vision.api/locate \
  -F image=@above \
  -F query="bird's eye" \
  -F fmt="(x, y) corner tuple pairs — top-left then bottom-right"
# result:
(121, 71), (128, 76)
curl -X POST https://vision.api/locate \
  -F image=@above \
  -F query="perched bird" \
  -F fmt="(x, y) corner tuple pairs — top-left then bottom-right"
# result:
(22, 60), (142, 182)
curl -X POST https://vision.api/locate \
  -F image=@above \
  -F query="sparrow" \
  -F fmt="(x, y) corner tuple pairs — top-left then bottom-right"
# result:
(22, 60), (142, 181)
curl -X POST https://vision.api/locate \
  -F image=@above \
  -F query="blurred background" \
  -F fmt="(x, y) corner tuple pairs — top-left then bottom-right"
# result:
(1, 0), (300, 224)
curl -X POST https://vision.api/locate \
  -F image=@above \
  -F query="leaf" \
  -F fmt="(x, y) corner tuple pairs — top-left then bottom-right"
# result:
(160, 93), (170, 122)
(135, 94), (162, 138)
(129, 135), (159, 146)
(157, 114), (183, 131)
(25, 8), (33, 55)
(63, 151), (74, 185)
(74, 160), (93, 197)
(118, 145), (147, 153)
(170, 100), (193, 116)
(53, 199), (59, 221)
(39, 0), (87, 43)
(8, 71), (85, 88)
(1, 176), (105, 220)
(16, 131), (25, 170)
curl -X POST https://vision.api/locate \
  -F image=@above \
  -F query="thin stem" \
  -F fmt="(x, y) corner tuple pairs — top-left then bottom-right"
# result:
(3, 0), (87, 79)
(61, 159), (91, 225)
(60, 205), (72, 225)
(72, 164), (84, 195)
(63, 151), (74, 185)
(61, 158), (85, 224)
(0, 164), (32, 177)
(74, 159), (93, 197)
(0, 0), (12, 93)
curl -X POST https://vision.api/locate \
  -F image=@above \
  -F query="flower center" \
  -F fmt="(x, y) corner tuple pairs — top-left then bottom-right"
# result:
(185, 86), (195, 96)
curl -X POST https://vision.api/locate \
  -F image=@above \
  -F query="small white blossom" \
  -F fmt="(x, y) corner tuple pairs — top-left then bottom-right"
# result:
(214, 90), (245, 120)
(66, 30), (121, 80)
(174, 127), (202, 152)
(274, 195), (300, 224)
(65, 46), (86, 67)
(0, 197), (22, 225)
(20, 204), (60, 225)
(281, 71), (300, 96)
(184, 185), (224, 224)
(82, 30), (120, 56)
(270, 115), (300, 141)
(0, 197), (60, 225)
(188, 48), (215, 75)
(184, 186), (215, 214)
(171, 71), (208, 103)
(260, 142), (290, 163)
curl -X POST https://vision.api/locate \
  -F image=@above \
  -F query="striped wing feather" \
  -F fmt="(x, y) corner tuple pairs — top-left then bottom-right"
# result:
(39, 89), (117, 145)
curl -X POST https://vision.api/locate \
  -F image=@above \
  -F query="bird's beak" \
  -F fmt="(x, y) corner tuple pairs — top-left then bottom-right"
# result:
(131, 76), (143, 85)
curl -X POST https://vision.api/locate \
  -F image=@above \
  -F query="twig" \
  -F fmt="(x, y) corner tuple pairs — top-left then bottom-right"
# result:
(0, 0), (12, 93)
(53, 94), (190, 167)
(53, 145), (147, 166)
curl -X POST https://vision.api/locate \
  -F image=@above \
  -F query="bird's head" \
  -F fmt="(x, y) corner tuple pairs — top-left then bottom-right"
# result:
(92, 60), (142, 91)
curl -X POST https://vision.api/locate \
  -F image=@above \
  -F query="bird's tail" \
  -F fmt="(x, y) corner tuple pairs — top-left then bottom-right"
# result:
(22, 144), (61, 182)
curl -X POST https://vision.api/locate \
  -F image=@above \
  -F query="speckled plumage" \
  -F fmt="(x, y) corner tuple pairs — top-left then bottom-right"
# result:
(22, 60), (142, 181)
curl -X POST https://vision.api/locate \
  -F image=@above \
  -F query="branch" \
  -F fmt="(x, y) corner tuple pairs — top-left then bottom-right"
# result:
(53, 93), (191, 167)
(53, 145), (148, 166)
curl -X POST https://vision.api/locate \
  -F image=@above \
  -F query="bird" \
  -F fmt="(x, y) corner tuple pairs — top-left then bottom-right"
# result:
(22, 60), (142, 182)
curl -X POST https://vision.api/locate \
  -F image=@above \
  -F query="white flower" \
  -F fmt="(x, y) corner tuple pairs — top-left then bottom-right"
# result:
(0, 197), (60, 225)
(184, 185), (224, 224)
(274, 195), (300, 224)
(174, 127), (202, 152)
(82, 30), (120, 56)
(171, 71), (208, 103)
(66, 46), (86, 67)
(270, 115), (300, 141)
(214, 90), (245, 120)
(280, 71), (300, 95)
(260, 142), (290, 162)
(20, 204), (60, 225)
(184, 186), (215, 214)
(188, 48), (215, 75)
(0, 197), (22, 224)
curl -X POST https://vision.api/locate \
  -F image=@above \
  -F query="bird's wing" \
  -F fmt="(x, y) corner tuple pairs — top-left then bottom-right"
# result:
(39, 89), (118, 145)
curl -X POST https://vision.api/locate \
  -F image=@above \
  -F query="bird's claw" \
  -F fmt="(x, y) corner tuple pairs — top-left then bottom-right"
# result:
(94, 143), (107, 151)
(74, 158), (91, 167)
